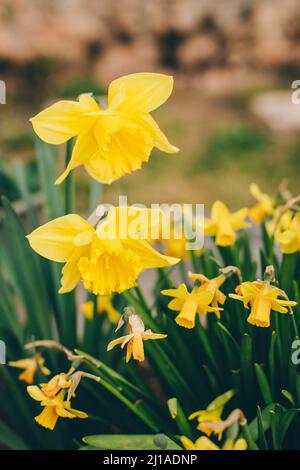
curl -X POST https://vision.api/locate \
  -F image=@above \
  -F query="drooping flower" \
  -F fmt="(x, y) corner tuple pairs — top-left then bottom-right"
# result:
(30, 73), (178, 184)
(9, 353), (51, 384)
(107, 314), (167, 362)
(27, 386), (87, 430)
(275, 212), (300, 254)
(82, 295), (121, 323)
(161, 283), (222, 329)
(204, 201), (249, 246)
(40, 373), (72, 397)
(248, 183), (275, 223)
(27, 207), (179, 296)
(181, 435), (247, 451)
(229, 280), (297, 327)
(189, 389), (235, 439)
(189, 272), (226, 315)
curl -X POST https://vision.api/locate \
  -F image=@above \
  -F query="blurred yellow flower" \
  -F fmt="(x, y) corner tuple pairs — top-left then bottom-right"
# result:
(107, 314), (167, 362)
(248, 183), (275, 223)
(161, 283), (222, 329)
(181, 436), (247, 451)
(275, 212), (300, 254)
(189, 389), (235, 439)
(229, 281), (297, 327)
(204, 201), (249, 246)
(82, 295), (121, 323)
(27, 207), (179, 296)
(30, 73), (178, 184)
(266, 209), (292, 237)
(40, 373), (71, 397)
(189, 272), (226, 315)
(27, 386), (87, 430)
(9, 353), (50, 384)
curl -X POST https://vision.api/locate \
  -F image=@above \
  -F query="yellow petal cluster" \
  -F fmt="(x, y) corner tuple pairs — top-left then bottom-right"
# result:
(248, 183), (275, 223)
(30, 73), (178, 184)
(107, 314), (167, 362)
(27, 207), (179, 296)
(275, 212), (300, 254)
(27, 386), (87, 430)
(229, 280), (297, 327)
(162, 283), (222, 329)
(82, 295), (121, 323)
(204, 201), (249, 246)
(181, 435), (247, 451)
(9, 353), (51, 384)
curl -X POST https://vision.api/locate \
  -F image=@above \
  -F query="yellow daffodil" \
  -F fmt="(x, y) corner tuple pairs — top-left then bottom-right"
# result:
(204, 201), (249, 247)
(27, 207), (179, 296)
(189, 390), (235, 439)
(248, 183), (275, 223)
(27, 386), (87, 430)
(82, 295), (121, 323)
(229, 281), (297, 327)
(30, 73), (178, 184)
(40, 373), (72, 397)
(181, 435), (247, 451)
(9, 353), (50, 384)
(107, 314), (167, 362)
(189, 272), (226, 315)
(266, 209), (292, 237)
(161, 283), (222, 329)
(275, 212), (300, 254)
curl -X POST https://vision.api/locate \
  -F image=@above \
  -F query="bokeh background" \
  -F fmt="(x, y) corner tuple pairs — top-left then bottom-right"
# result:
(1, 0), (300, 211)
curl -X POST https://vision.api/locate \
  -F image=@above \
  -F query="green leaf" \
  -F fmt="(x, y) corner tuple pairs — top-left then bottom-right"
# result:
(82, 434), (182, 450)
(255, 363), (273, 404)
(256, 406), (268, 450)
(247, 403), (276, 441)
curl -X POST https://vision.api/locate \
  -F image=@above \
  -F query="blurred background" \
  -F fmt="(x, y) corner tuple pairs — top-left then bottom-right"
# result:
(1, 0), (300, 211)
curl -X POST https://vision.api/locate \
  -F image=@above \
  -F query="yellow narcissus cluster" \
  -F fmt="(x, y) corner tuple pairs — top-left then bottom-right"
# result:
(27, 207), (179, 296)
(30, 73), (178, 184)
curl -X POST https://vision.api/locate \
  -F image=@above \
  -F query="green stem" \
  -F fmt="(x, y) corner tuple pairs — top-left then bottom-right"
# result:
(64, 139), (75, 214)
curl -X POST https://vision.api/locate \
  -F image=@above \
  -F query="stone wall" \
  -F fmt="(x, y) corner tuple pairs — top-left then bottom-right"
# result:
(1, 0), (300, 84)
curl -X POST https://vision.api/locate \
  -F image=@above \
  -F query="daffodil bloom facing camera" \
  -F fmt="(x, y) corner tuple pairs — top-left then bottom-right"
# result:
(27, 207), (179, 296)
(161, 283), (222, 329)
(9, 353), (51, 384)
(204, 201), (249, 246)
(30, 73), (178, 184)
(181, 435), (247, 451)
(229, 280), (297, 327)
(248, 183), (275, 223)
(275, 212), (300, 254)
(189, 272), (226, 313)
(107, 314), (167, 362)
(82, 295), (121, 323)
(27, 386), (87, 430)
(189, 389), (235, 439)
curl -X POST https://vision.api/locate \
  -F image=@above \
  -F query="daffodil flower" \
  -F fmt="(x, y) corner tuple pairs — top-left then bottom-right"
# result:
(275, 212), (300, 254)
(248, 183), (275, 223)
(189, 389), (235, 439)
(27, 386), (87, 430)
(30, 73), (178, 184)
(161, 283), (222, 329)
(229, 281), (297, 327)
(27, 207), (179, 296)
(189, 272), (226, 314)
(9, 353), (50, 384)
(107, 314), (167, 362)
(40, 373), (72, 397)
(82, 295), (121, 323)
(204, 201), (249, 246)
(181, 435), (247, 451)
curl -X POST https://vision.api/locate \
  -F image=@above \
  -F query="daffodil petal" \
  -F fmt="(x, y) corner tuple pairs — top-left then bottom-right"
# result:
(27, 215), (94, 263)
(137, 113), (179, 153)
(108, 73), (174, 113)
(124, 238), (179, 269)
